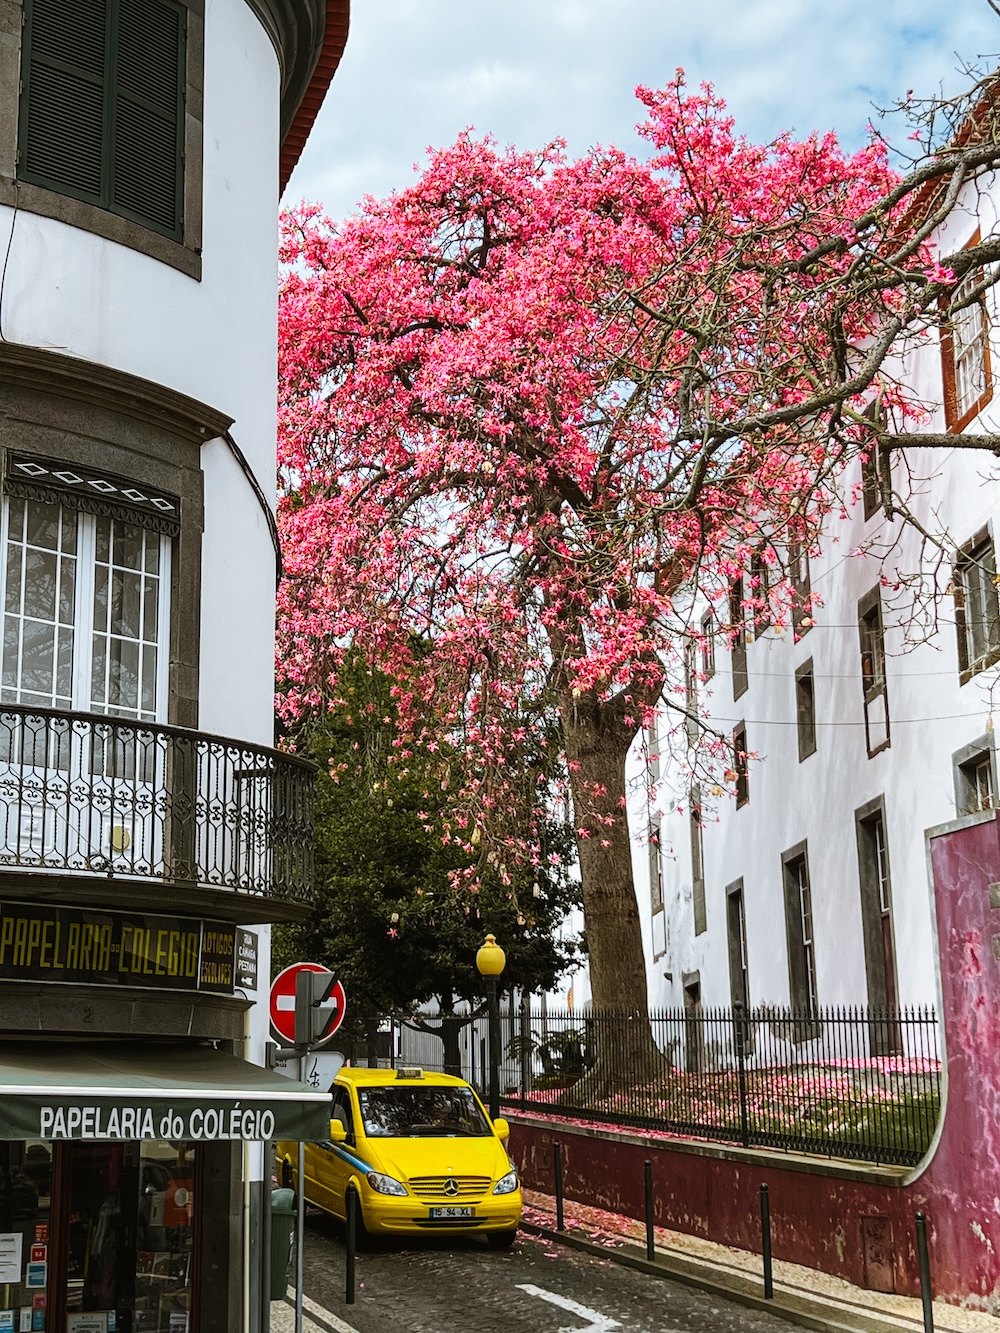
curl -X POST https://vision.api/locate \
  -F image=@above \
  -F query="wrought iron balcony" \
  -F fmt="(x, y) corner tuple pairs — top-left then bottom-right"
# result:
(0, 704), (315, 922)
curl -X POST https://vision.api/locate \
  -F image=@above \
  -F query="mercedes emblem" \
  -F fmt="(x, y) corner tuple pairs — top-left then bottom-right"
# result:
(443, 1178), (459, 1196)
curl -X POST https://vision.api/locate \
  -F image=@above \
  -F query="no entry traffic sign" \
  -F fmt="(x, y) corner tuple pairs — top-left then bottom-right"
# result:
(269, 962), (347, 1049)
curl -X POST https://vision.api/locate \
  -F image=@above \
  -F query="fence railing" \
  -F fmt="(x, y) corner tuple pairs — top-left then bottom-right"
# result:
(397, 1002), (942, 1167)
(0, 704), (315, 905)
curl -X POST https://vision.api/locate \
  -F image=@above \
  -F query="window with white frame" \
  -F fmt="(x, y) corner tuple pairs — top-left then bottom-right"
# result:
(782, 843), (818, 1022)
(954, 529), (1000, 683)
(1, 495), (171, 721)
(940, 231), (993, 431)
(946, 269), (992, 426)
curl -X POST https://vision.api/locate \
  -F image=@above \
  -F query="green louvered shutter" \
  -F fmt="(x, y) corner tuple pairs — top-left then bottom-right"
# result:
(113, 0), (186, 237)
(18, 0), (186, 242)
(19, 0), (108, 201)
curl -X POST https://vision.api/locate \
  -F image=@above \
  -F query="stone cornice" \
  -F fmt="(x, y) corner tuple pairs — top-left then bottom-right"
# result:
(0, 343), (233, 445)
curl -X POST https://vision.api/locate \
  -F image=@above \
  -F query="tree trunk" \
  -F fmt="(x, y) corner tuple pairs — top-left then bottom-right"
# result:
(560, 694), (668, 1101)
(563, 699), (649, 1015)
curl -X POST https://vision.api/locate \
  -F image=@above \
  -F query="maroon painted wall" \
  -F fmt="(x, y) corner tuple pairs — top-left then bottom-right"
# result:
(510, 811), (1000, 1307)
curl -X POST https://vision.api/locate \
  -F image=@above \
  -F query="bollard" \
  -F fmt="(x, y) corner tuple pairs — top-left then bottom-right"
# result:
(345, 1183), (358, 1305)
(916, 1212), (934, 1333)
(554, 1142), (565, 1231)
(760, 1183), (773, 1299)
(644, 1160), (655, 1263)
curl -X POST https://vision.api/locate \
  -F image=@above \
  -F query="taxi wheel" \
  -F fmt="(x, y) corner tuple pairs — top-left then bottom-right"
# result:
(485, 1229), (517, 1250)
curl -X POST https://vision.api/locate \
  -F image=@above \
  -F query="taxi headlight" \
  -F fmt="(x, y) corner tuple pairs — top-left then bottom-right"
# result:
(365, 1171), (407, 1196)
(492, 1169), (518, 1195)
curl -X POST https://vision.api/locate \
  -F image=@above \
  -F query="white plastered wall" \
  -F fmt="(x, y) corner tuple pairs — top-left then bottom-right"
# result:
(0, 0), (284, 1195)
(628, 173), (1000, 1015)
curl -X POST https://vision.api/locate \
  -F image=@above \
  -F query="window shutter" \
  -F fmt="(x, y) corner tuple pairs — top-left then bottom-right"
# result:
(20, 0), (108, 199)
(113, 0), (186, 236)
(19, 0), (186, 241)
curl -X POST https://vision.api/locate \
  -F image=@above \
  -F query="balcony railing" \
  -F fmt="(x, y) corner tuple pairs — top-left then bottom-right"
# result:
(0, 704), (314, 909)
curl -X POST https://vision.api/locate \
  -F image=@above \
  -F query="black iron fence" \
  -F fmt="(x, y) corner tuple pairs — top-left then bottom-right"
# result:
(505, 1004), (941, 1166)
(0, 704), (315, 904)
(397, 1002), (942, 1167)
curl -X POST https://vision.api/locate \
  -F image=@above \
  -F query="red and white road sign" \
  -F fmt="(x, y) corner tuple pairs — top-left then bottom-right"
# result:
(269, 962), (347, 1048)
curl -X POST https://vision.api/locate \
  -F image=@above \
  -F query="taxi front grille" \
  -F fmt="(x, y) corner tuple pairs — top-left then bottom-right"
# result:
(408, 1175), (490, 1199)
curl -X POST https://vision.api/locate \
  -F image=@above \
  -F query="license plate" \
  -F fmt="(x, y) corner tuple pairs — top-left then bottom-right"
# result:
(429, 1206), (474, 1219)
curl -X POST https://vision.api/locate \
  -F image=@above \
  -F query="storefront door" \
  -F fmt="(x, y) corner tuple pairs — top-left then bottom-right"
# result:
(0, 1141), (197, 1333)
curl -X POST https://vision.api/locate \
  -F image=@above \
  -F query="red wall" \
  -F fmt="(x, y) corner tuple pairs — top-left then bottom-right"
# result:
(510, 811), (1000, 1307)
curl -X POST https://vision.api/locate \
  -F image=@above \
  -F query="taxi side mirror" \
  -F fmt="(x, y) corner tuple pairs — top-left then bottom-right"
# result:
(492, 1117), (510, 1142)
(329, 1117), (347, 1144)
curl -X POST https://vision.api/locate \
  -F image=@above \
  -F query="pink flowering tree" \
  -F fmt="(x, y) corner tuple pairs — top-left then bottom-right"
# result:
(277, 74), (1000, 1050)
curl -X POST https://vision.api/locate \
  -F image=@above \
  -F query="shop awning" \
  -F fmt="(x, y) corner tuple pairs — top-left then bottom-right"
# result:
(0, 1041), (332, 1142)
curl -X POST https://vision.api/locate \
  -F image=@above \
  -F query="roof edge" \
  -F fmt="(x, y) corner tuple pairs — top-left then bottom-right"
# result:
(279, 0), (350, 194)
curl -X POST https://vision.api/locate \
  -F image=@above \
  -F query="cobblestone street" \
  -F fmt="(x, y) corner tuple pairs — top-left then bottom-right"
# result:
(283, 1212), (805, 1333)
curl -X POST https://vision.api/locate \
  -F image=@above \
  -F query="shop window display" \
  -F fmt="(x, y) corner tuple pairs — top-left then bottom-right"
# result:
(0, 1140), (52, 1331)
(0, 1140), (194, 1333)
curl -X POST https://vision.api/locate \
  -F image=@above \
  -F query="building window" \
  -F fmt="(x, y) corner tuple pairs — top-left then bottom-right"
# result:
(700, 610), (716, 679)
(858, 587), (889, 756)
(860, 400), (890, 522)
(684, 639), (699, 744)
(794, 659), (816, 761)
(790, 542), (812, 637)
(732, 724), (749, 808)
(649, 819), (664, 914)
(954, 529), (1000, 683)
(782, 843), (818, 1021)
(855, 799), (899, 1053)
(861, 446), (893, 522)
(729, 580), (748, 699)
(690, 784), (706, 936)
(18, 0), (188, 241)
(649, 818), (667, 959)
(750, 547), (772, 636)
(1, 495), (171, 721)
(941, 232), (993, 431)
(726, 878), (749, 1010)
(954, 736), (998, 816)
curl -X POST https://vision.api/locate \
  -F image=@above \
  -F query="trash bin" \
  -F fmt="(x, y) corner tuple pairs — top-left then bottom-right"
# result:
(269, 1186), (296, 1301)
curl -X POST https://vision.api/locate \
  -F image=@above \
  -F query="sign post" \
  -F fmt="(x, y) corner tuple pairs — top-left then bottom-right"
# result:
(267, 962), (347, 1333)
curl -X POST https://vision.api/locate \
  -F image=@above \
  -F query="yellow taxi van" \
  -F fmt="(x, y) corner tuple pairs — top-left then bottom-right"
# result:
(280, 1065), (522, 1247)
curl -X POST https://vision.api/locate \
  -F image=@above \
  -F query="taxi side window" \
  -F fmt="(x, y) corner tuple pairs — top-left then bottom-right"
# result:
(331, 1090), (355, 1145)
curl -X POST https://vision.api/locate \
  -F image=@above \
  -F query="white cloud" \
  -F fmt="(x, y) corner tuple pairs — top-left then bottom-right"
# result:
(284, 0), (1000, 219)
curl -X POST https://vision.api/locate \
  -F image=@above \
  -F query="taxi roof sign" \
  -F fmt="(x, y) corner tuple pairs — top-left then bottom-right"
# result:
(396, 1067), (424, 1079)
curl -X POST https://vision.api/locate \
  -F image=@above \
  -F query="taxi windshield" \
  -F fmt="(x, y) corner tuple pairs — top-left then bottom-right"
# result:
(357, 1085), (492, 1138)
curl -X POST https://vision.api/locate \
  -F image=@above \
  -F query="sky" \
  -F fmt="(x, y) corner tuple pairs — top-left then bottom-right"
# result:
(285, 0), (1000, 221)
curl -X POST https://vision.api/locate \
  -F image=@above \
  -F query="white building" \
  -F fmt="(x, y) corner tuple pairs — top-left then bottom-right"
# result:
(634, 185), (1000, 1022)
(0, 2), (348, 1330)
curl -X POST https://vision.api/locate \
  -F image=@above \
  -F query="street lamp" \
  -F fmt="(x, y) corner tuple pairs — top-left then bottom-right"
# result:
(476, 933), (506, 1120)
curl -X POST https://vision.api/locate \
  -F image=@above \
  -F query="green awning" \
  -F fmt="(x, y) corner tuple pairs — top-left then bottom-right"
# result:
(0, 1041), (332, 1142)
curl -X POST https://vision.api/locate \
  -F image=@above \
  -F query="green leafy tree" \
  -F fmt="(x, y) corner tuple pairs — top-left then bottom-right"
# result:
(275, 656), (580, 1072)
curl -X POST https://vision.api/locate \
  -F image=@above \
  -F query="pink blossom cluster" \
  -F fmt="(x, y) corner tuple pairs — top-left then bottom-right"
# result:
(276, 75), (936, 898)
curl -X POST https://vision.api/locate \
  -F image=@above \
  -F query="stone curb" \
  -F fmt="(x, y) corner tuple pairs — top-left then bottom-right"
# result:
(520, 1220), (929, 1333)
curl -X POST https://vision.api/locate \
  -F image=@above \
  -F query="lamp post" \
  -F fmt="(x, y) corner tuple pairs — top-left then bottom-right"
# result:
(476, 933), (506, 1120)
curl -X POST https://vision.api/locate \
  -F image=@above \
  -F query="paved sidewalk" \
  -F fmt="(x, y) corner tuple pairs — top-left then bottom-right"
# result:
(522, 1189), (998, 1333)
(270, 1289), (361, 1333)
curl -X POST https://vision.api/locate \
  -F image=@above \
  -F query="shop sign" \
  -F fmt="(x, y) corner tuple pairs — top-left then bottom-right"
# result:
(25, 1103), (296, 1146)
(0, 903), (239, 994)
(235, 928), (258, 991)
